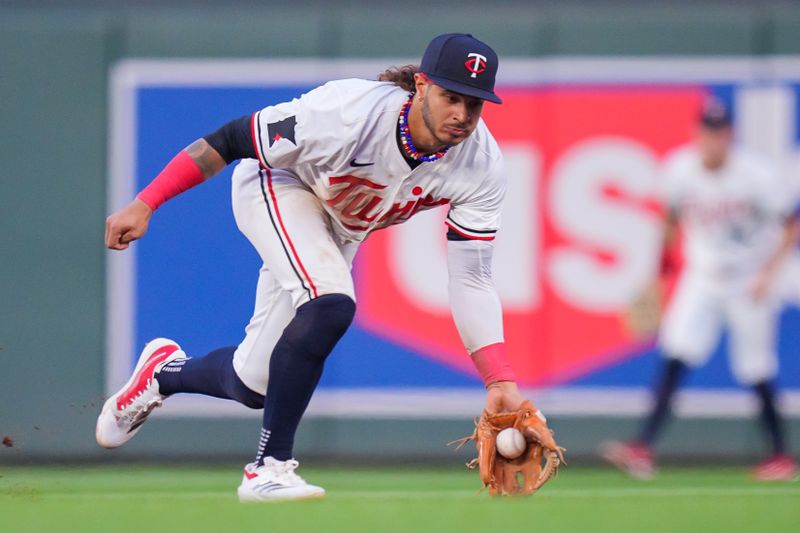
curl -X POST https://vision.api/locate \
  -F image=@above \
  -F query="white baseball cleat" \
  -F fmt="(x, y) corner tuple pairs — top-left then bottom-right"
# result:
(96, 338), (186, 448)
(238, 457), (326, 502)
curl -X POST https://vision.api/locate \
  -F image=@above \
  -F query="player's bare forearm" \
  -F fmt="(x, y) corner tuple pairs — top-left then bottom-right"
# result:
(624, 212), (676, 336)
(185, 138), (227, 180)
(104, 140), (224, 251)
(134, 139), (225, 214)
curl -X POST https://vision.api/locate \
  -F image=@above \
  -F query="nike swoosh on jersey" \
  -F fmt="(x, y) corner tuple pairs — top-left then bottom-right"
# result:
(350, 158), (374, 167)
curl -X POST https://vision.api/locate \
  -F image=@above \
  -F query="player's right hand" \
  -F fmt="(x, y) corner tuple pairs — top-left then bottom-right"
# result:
(105, 198), (153, 250)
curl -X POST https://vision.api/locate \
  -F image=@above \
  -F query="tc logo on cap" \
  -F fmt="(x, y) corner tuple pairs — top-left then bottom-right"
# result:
(465, 52), (487, 78)
(420, 33), (502, 103)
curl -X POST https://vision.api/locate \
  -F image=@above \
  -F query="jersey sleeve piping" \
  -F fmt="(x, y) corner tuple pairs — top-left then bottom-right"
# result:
(251, 111), (272, 169)
(445, 215), (497, 241)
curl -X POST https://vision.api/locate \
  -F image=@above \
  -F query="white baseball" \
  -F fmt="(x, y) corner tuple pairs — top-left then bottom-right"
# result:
(495, 428), (527, 460)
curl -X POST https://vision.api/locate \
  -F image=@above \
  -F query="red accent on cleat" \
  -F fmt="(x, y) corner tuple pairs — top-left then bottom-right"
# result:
(115, 344), (179, 410)
(753, 454), (799, 481)
(600, 441), (656, 480)
(244, 469), (259, 480)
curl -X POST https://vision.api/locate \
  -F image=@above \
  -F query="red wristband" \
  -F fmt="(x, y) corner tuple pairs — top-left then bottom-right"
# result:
(137, 150), (205, 211)
(470, 343), (516, 386)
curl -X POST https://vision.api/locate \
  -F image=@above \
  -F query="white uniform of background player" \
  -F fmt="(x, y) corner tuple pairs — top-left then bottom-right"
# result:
(602, 98), (799, 481)
(659, 147), (790, 384)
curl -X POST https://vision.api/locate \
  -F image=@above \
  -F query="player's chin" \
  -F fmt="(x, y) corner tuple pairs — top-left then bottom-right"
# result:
(441, 128), (470, 145)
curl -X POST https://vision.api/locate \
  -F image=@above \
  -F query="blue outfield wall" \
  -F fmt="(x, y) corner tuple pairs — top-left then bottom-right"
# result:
(104, 60), (800, 424)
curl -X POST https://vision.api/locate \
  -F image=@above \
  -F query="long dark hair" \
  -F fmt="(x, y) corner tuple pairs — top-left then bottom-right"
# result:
(377, 64), (419, 92)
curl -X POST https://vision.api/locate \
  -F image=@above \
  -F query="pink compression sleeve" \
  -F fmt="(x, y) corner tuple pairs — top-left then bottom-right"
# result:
(137, 151), (205, 211)
(470, 343), (516, 386)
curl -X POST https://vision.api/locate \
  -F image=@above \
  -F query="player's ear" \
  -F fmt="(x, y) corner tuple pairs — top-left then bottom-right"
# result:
(413, 72), (430, 99)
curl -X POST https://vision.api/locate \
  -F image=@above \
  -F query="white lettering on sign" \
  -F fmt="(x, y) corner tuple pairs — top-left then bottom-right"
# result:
(738, 86), (800, 202)
(548, 137), (662, 312)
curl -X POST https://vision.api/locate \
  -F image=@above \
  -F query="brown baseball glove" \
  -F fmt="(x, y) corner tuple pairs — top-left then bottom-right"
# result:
(453, 400), (565, 496)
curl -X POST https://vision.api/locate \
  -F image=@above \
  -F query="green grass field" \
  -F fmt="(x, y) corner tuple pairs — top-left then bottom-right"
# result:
(1, 465), (798, 533)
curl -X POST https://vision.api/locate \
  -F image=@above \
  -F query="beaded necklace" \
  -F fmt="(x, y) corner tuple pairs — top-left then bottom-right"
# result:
(398, 93), (449, 162)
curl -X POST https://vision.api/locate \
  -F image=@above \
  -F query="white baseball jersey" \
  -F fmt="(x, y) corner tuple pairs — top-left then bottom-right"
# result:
(661, 146), (790, 281)
(250, 79), (505, 243)
(658, 146), (791, 383)
(230, 79), (507, 392)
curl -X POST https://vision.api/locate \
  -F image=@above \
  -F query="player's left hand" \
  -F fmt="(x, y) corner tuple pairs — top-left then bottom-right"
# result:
(453, 393), (565, 496)
(485, 380), (526, 414)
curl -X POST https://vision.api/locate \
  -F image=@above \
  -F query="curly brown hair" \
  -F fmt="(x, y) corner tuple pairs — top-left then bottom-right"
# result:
(377, 64), (419, 92)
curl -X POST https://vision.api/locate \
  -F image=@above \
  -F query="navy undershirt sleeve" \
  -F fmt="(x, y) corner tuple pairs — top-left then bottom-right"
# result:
(203, 115), (256, 164)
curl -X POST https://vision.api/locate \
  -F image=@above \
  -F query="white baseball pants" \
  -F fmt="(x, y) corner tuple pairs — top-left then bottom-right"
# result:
(658, 271), (779, 385)
(229, 159), (358, 394)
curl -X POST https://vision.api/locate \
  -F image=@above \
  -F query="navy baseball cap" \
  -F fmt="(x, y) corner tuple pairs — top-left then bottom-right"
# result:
(699, 97), (733, 128)
(420, 33), (502, 104)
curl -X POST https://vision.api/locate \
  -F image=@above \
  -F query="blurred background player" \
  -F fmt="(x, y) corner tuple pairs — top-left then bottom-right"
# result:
(96, 34), (552, 501)
(601, 97), (800, 481)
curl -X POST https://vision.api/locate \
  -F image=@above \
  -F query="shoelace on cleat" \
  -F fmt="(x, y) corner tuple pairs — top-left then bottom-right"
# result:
(256, 459), (306, 486)
(125, 398), (162, 429)
(115, 382), (162, 426)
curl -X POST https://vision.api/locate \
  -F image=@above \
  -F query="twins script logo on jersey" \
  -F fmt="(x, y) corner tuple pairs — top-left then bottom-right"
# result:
(327, 175), (449, 231)
(682, 198), (755, 226)
(465, 53), (487, 79)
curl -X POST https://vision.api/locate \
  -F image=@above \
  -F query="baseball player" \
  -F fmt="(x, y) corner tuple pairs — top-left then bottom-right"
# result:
(97, 34), (556, 501)
(602, 98), (800, 481)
